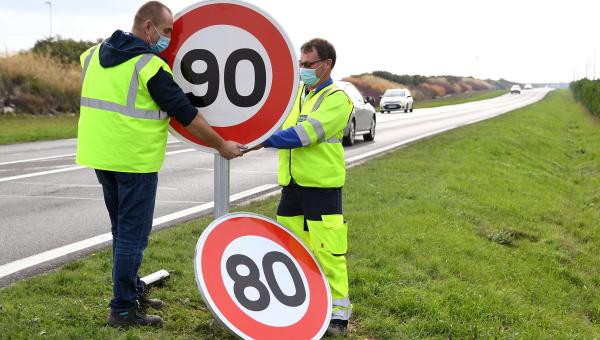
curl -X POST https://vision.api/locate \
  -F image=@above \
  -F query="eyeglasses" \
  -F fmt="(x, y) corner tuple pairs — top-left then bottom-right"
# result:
(298, 59), (324, 68)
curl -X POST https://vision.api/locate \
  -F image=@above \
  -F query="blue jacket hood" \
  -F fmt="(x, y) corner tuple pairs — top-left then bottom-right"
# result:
(99, 30), (157, 68)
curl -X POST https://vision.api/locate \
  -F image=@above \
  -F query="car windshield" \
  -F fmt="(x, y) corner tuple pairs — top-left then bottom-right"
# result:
(384, 90), (405, 97)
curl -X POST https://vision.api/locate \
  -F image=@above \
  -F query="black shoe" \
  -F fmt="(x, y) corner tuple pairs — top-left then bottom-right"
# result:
(107, 305), (163, 329)
(138, 293), (165, 310)
(325, 319), (348, 337)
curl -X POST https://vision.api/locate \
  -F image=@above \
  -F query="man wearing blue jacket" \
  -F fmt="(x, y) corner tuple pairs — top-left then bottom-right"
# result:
(77, 1), (244, 328)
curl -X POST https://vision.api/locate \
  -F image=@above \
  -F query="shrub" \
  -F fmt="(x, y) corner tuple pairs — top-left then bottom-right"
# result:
(32, 37), (99, 64)
(570, 78), (600, 116)
(0, 53), (81, 114)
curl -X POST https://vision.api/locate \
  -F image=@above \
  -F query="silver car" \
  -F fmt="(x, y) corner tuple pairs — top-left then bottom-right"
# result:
(335, 81), (377, 146)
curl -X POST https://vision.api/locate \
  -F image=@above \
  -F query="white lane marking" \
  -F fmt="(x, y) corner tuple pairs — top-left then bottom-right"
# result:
(0, 139), (182, 167)
(0, 165), (87, 183)
(0, 194), (204, 204)
(164, 148), (194, 156)
(0, 183), (279, 279)
(11, 182), (102, 188)
(0, 194), (104, 201)
(8, 182), (177, 191)
(0, 148), (196, 183)
(0, 153), (75, 166)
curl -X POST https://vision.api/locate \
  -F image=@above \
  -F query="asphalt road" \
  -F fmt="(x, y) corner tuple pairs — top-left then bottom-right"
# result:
(0, 89), (550, 286)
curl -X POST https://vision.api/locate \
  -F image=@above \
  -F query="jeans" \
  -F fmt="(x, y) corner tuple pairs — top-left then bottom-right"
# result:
(95, 169), (158, 312)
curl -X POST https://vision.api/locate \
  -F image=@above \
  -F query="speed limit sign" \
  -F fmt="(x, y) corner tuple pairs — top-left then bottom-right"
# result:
(162, 0), (298, 152)
(194, 213), (332, 339)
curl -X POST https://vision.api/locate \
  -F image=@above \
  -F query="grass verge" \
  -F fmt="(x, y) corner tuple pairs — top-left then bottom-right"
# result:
(1, 90), (600, 338)
(414, 89), (507, 109)
(0, 113), (79, 145)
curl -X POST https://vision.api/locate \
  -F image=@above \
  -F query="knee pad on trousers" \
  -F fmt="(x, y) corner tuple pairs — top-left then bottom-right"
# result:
(306, 215), (349, 301)
(277, 215), (312, 250)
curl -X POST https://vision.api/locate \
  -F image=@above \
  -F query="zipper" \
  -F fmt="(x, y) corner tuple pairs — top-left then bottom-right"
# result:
(288, 84), (330, 186)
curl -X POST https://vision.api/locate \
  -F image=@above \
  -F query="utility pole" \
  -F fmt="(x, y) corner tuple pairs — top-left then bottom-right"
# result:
(594, 48), (596, 80)
(44, 1), (52, 39)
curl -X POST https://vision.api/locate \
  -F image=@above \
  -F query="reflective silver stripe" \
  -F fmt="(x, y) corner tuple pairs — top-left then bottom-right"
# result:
(307, 117), (326, 142)
(331, 307), (352, 321)
(81, 97), (167, 120)
(326, 137), (340, 143)
(127, 54), (154, 108)
(332, 297), (351, 308)
(311, 88), (333, 112)
(80, 52), (166, 120)
(81, 45), (98, 79)
(293, 124), (311, 146)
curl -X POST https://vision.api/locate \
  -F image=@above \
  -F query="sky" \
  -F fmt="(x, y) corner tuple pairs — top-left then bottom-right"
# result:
(0, 0), (598, 84)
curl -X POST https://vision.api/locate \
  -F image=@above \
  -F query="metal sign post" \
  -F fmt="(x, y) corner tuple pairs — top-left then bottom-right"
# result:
(214, 154), (230, 218)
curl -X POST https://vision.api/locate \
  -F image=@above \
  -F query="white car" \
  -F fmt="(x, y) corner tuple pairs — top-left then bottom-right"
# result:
(380, 88), (414, 113)
(510, 85), (521, 94)
(524, 84), (533, 90)
(335, 81), (377, 146)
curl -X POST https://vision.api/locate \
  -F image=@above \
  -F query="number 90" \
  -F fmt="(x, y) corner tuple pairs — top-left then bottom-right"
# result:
(181, 48), (267, 108)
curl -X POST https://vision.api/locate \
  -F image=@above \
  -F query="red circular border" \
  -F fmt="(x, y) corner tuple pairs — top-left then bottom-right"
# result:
(161, 3), (295, 146)
(199, 216), (329, 339)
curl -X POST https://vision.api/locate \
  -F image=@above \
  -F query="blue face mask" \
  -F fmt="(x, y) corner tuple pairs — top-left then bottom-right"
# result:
(300, 66), (321, 86)
(150, 24), (170, 53)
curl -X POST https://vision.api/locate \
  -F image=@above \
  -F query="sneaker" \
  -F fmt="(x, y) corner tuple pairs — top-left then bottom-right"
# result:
(107, 305), (163, 329)
(325, 319), (348, 337)
(138, 294), (164, 310)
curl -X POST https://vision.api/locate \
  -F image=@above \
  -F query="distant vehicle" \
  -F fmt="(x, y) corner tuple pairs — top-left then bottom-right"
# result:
(335, 80), (377, 146)
(510, 85), (521, 94)
(379, 88), (414, 113)
(524, 84), (533, 90)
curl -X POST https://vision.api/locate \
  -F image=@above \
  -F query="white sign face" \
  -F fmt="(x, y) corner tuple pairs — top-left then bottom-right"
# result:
(172, 25), (273, 127)
(194, 212), (331, 339)
(163, 0), (298, 152)
(221, 235), (310, 327)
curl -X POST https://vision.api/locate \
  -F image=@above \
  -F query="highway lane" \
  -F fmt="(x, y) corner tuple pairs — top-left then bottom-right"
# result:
(0, 88), (549, 285)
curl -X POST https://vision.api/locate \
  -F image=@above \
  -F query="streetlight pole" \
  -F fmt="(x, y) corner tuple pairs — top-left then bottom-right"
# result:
(44, 1), (52, 39)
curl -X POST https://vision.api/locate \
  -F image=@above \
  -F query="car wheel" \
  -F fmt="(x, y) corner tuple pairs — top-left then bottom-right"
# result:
(409, 104), (414, 112)
(363, 116), (376, 141)
(404, 106), (408, 113)
(342, 119), (356, 146)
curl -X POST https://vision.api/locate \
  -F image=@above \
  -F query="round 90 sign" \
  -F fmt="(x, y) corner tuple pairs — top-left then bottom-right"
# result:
(162, 0), (298, 152)
(194, 213), (331, 339)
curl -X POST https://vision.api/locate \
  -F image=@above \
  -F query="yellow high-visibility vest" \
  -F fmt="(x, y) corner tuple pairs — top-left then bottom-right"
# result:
(76, 44), (171, 173)
(278, 82), (353, 188)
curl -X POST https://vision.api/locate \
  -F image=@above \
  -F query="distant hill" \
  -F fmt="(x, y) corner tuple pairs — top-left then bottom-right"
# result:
(342, 71), (520, 106)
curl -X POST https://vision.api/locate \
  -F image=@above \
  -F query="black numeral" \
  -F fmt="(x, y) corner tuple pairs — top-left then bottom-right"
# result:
(225, 251), (307, 311)
(181, 48), (266, 108)
(226, 254), (270, 311)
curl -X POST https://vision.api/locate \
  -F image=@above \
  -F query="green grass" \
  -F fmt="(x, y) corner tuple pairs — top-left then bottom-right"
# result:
(2, 90), (600, 338)
(414, 89), (507, 109)
(0, 113), (79, 145)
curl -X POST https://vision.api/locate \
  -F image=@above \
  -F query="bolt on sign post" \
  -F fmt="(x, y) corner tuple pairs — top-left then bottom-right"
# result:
(161, 0), (298, 218)
(195, 213), (332, 339)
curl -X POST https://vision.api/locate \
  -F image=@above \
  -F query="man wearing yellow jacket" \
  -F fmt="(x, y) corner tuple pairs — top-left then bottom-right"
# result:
(77, 1), (244, 329)
(248, 38), (353, 336)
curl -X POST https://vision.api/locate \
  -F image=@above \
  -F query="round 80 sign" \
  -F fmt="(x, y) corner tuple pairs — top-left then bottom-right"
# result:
(194, 213), (331, 339)
(162, 0), (298, 152)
